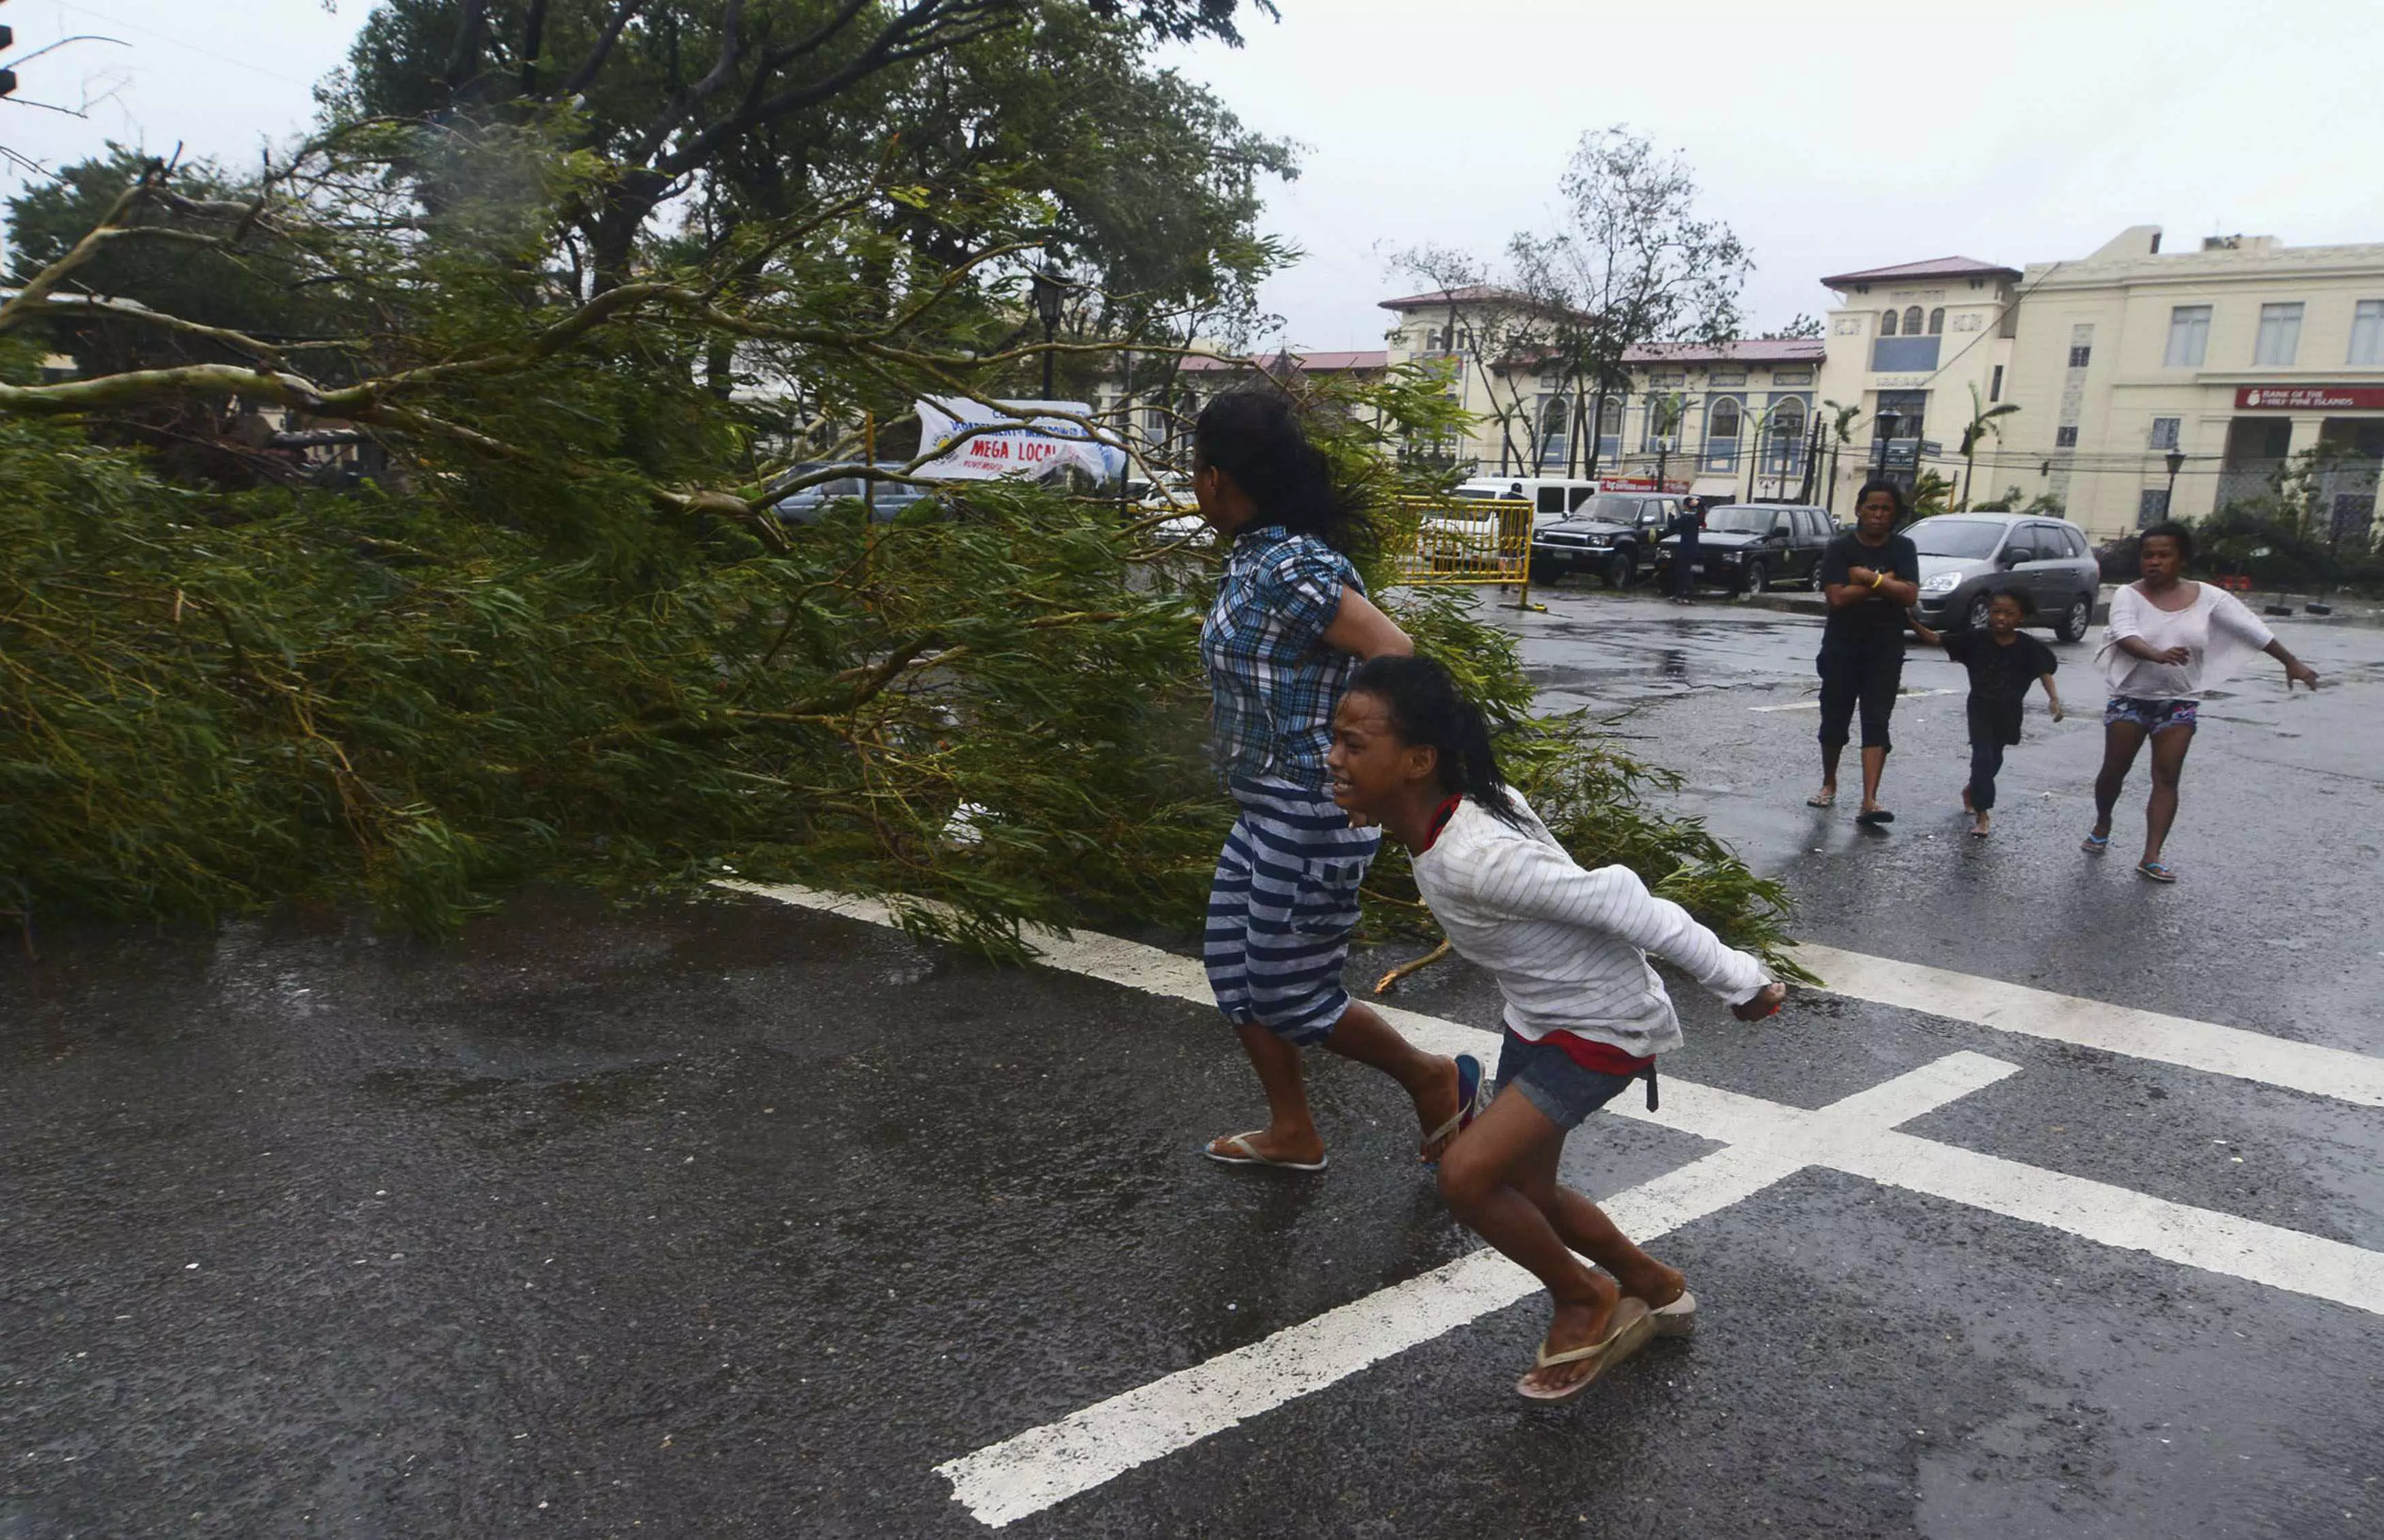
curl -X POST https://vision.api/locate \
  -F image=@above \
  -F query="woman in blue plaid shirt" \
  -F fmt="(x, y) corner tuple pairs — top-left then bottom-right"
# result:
(1192, 393), (1485, 1173)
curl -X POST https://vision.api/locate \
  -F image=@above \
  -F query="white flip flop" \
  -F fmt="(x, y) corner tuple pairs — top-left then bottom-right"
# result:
(1650, 1289), (1697, 1338)
(1203, 1133), (1328, 1172)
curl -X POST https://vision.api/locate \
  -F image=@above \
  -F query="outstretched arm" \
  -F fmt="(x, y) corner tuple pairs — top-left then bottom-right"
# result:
(2263, 638), (2319, 690)
(1908, 611), (1945, 646)
(1473, 841), (1771, 1005)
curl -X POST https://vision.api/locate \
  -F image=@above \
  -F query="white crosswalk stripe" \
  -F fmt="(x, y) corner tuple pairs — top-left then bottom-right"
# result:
(729, 883), (2384, 1528)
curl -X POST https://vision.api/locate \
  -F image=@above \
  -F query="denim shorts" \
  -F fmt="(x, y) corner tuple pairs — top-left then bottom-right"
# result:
(1495, 1027), (1640, 1132)
(2105, 695), (2198, 734)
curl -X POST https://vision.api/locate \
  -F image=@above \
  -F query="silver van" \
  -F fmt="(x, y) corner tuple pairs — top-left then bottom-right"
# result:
(1907, 512), (2101, 641)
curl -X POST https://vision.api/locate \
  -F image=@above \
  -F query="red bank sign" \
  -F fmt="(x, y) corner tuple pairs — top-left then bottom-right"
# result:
(2234, 385), (2384, 410)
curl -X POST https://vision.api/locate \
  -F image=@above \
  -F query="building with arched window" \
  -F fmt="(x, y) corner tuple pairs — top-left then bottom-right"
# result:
(1817, 229), (2384, 537)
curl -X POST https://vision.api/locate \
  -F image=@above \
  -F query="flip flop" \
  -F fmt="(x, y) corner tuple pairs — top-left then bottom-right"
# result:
(1805, 791), (1836, 808)
(1855, 808), (1896, 826)
(1203, 1133), (1328, 1172)
(1421, 1052), (1488, 1161)
(1648, 1289), (1699, 1340)
(2080, 832), (2110, 854)
(1517, 1298), (1656, 1403)
(1970, 823), (1990, 840)
(2136, 860), (2178, 883)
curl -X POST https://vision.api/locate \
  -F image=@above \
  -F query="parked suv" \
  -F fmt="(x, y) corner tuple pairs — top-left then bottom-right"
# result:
(1908, 513), (2101, 641)
(1528, 491), (1683, 587)
(1656, 503), (1836, 595)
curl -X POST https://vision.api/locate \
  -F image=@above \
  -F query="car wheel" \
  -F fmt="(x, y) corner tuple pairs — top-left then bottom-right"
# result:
(2055, 593), (2092, 643)
(1739, 561), (1768, 597)
(1964, 592), (1993, 632)
(1602, 549), (1635, 588)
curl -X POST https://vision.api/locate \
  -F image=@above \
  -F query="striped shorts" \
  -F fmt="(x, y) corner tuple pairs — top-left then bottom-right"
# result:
(1204, 778), (1381, 1046)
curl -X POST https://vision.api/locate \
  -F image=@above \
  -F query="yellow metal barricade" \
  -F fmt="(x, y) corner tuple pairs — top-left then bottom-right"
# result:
(1389, 498), (1533, 587)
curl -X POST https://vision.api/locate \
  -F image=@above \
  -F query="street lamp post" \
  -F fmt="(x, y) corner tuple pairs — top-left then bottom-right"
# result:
(1030, 269), (1069, 400)
(1873, 411), (1902, 480)
(2164, 447), (2185, 521)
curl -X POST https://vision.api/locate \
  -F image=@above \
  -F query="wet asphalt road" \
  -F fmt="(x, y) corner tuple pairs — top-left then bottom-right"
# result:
(5, 588), (2382, 1539)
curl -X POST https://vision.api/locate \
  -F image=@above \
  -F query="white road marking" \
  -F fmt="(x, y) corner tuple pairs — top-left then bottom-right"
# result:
(733, 883), (2384, 1526)
(1794, 943), (2384, 1109)
(734, 881), (2384, 1106)
(1749, 688), (1957, 712)
(937, 1060), (2003, 1530)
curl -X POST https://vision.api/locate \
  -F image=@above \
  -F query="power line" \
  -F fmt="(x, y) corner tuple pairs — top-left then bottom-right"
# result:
(40, 2), (324, 88)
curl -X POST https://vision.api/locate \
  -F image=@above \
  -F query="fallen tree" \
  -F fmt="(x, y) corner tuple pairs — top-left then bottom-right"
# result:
(1, 117), (1805, 978)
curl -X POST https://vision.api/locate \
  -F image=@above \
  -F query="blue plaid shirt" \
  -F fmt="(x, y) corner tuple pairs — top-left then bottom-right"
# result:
(1199, 524), (1362, 791)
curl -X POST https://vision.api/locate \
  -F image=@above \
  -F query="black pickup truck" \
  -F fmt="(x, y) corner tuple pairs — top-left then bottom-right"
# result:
(1655, 503), (1837, 595)
(1528, 492), (1684, 588)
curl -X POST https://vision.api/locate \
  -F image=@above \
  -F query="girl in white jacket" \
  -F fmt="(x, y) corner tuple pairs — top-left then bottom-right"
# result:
(1328, 655), (1785, 1403)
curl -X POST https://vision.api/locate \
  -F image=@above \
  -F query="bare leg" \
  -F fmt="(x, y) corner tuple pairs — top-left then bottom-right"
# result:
(1208, 1023), (1325, 1165)
(2091, 720), (2148, 839)
(1437, 1090), (1618, 1396)
(1511, 1133), (1685, 1310)
(2140, 725), (2195, 864)
(1321, 1002), (1463, 1159)
(1857, 744), (1889, 814)
(1817, 741), (1844, 802)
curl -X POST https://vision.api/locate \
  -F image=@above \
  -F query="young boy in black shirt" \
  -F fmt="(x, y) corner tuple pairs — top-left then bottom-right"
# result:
(1911, 588), (2063, 838)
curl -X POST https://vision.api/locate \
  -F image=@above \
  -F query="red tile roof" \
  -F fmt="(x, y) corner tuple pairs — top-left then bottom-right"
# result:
(1819, 256), (2020, 287)
(1377, 283), (1532, 311)
(1623, 338), (1828, 365)
(1178, 349), (1389, 373)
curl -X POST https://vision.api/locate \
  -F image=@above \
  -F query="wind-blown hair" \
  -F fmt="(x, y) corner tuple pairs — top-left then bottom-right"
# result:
(1193, 390), (1375, 556)
(1345, 655), (1528, 830)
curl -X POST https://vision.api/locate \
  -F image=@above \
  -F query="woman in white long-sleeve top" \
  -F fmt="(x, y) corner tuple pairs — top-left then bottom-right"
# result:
(1326, 655), (1787, 1404)
(2085, 522), (2319, 882)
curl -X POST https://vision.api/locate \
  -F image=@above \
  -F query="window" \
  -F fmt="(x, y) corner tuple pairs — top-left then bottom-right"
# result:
(1871, 336), (1941, 371)
(2351, 300), (2384, 366)
(2150, 417), (2181, 451)
(1538, 395), (1570, 468)
(1989, 364), (2005, 402)
(2254, 302), (2303, 365)
(1880, 309), (1899, 336)
(1708, 398), (1742, 439)
(2068, 344), (2092, 368)
(2055, 425), (2079, 448)
(1904, 306), (1925, 334)
(1425, 329), (1444, 351)
(2138, 488), (2171, 527)
(2164, 305), (2211, 367)
(1928, 308), (1945, 335)
(1537, 486), (1567, 514)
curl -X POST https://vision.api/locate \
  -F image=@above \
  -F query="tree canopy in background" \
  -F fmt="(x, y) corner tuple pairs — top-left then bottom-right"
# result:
(0, 4), (1808, 978)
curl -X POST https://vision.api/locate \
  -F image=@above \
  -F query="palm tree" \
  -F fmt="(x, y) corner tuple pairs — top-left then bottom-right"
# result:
(1957, 384), (2022, 510)
(1821, 398), (1864, 512)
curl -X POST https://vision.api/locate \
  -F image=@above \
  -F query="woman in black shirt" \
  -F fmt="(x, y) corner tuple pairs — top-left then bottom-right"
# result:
(1810, 480), (1922, 823)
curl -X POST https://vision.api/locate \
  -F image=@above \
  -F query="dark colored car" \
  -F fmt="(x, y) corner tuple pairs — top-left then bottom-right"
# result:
(1528, 492), (1685, 588)
(773, 465), (937, 524)
(1908, 513), (2103, 641)
(1657, 503), (1836, 595)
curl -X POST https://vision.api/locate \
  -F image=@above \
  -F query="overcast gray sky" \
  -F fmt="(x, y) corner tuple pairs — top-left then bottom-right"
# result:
(10, 0), (2384, 354)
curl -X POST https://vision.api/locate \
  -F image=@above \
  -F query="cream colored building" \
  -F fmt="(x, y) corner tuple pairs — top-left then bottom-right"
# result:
(1377, 286), (1823, 499)
(1817, 231), (2384, 538)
